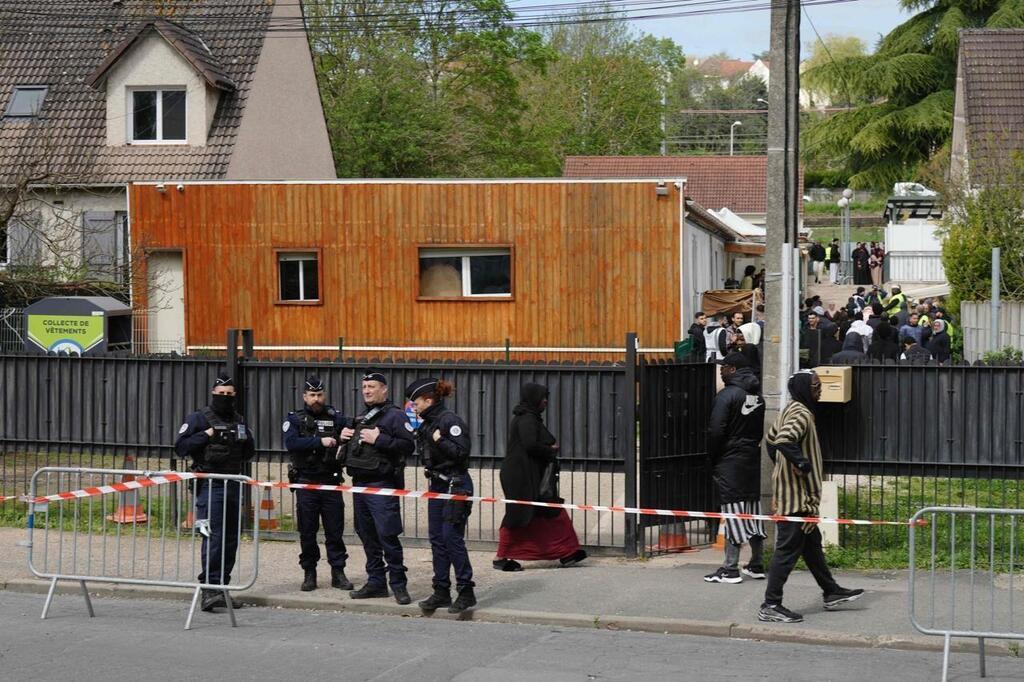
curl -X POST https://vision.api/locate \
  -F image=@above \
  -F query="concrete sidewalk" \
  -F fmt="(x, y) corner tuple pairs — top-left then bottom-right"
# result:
(0, 526), (1009, 658)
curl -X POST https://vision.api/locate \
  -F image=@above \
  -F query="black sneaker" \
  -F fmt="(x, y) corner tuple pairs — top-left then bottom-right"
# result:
(349, 583), (389, 599)
(758, 603), (803, 623)
(418, 587), (452, 612)
(741, 564), (766, 580)
(448, 586), (477, 614)
(492, 558), (523, 572)
(704, 567), (742, 584)
(392, 585), (412, 605)
(823, 587), (864, 609)
(331, 567), (354, 590)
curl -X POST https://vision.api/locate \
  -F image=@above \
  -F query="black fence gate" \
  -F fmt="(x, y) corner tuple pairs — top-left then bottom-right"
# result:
(637, 358), (717, 556)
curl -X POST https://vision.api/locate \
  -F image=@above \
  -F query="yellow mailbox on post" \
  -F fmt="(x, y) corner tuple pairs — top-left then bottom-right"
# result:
(813, 366), (852, 403)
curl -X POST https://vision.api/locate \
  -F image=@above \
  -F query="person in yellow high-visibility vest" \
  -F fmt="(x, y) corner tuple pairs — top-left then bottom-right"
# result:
(883, 285), (906, 317)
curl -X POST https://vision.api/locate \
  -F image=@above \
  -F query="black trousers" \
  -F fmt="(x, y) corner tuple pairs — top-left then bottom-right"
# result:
(296, 488), (348, 570)
(764, 523), (840, 605)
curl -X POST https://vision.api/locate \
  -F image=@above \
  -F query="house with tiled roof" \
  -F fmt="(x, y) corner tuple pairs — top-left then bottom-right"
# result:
(563, 155), (803, 226)
(950, 29), (1024, 184)
(0, 0), (334, 284)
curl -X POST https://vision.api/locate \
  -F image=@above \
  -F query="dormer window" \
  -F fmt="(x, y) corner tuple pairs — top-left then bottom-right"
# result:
(130, 88), (186, 143)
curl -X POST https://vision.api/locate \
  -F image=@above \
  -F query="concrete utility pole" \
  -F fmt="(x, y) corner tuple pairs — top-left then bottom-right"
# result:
(762, 0), (802, 529)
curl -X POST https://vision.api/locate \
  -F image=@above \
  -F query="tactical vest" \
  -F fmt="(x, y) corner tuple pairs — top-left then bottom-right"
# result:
(418, 409), (467, 474)
(344, 405), (398, 477)
(292, 408), (343, 477)
(197, 407), (248, 474)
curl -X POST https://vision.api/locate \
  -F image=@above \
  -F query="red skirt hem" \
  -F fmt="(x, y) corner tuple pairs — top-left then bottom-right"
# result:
(496, 510), (581, 561)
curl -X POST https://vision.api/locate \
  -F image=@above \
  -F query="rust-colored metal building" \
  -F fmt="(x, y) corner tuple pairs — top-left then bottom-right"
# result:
(130, 179), (736, 359)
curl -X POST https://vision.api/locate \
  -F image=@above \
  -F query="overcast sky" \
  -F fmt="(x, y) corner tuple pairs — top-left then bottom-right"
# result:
(523, 0), (912, 59)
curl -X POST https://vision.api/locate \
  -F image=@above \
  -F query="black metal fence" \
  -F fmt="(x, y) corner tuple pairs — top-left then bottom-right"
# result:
(0, 347), (635, 553)
(817, 361), (1024, 561)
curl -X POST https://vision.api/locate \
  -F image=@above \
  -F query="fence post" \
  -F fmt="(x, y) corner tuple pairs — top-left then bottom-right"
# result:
(624, 332), (638, 558)
(991, 247), (1001, 353)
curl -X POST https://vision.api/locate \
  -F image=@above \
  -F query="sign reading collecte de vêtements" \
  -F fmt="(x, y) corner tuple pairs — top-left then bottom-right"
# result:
(27, 314), (105, 355)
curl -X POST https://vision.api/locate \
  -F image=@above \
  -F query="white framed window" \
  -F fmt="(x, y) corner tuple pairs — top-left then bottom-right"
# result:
(129, 88), (186, 143)
(277, 251), (320, 303)
(419, 247), (512, 299)
(4, 85), (48, 118)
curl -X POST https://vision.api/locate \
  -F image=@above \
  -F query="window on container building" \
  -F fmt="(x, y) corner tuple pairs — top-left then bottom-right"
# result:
(418, 247), (512, 299)
(277, 251), (320, 303)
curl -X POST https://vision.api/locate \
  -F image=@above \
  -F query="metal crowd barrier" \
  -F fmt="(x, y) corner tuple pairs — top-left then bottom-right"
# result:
(27, 467), (260, 630)
(909, 506), (1024, 681)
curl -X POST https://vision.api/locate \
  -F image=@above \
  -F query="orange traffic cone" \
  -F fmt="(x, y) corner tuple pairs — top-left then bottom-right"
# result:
(713, 521), (726, 549)
(647, 523), (696, 553)
(257, 487), (279, 531)
(106, 454), (148, 524)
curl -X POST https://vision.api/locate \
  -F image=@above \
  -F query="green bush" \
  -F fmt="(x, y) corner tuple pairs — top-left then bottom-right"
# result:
(981, 347), (1024, 366)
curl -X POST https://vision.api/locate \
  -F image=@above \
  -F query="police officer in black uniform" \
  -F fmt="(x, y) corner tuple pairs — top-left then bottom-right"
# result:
(174, 372), (255, 612)
(283, 375), (353, 592)
(407, 377), (477, 614)
(340, 371), (415, 605)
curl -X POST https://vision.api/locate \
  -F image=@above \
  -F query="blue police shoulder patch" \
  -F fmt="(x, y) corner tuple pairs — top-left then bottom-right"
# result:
(282, 420), (291, 433)
(404, 422), (414, 432)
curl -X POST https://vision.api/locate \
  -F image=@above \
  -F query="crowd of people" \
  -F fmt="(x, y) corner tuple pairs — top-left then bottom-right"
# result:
(800, 285), (956, 366)
(807, 239), (885, 287)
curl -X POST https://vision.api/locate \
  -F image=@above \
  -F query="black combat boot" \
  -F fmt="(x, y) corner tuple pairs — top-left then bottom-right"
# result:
(349, 583), (389, 599)
(418, 586), (452, 612)
(331, 567), (353, 590)
(392, 585), (412, 605)
(448, 586), (477, 614)
(301, 568), (317, 592)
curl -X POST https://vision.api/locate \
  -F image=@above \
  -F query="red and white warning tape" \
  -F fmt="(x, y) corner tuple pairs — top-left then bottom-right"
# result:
(12, 471), (920, 527)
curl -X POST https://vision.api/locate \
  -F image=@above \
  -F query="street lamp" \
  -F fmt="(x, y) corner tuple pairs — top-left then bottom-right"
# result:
(757, 98), (768, 106)
(837, 189), (853, 284)
(729, 120), (743, 156)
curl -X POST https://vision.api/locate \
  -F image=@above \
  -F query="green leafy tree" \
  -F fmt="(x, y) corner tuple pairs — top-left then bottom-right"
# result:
(668, 74), (768, 155)
(802, 0), (1024, 189)
(939, 153), (1024, 314)
(516, 11), (684, 171)
(307, 0), (553, 177)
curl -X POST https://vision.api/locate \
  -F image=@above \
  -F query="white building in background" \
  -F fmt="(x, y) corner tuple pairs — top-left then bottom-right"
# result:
(883, 200), (946, 284)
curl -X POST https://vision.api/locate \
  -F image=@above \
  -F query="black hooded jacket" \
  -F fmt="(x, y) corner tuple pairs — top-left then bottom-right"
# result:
(707, 368), (765, 503)
(829, 331), (866, 364)
(927, 324), (952, 363)
(688, 322), (707, 358)
(868, 322), (900, 361)
(500, 383), (559, 528)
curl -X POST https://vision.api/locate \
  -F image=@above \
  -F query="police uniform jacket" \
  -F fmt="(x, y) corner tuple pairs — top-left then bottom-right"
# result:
(415, 401), (471, 477)
(284, 406), (349, 483)
(174, 408), (256, 475)
(344, 401), (415, 486)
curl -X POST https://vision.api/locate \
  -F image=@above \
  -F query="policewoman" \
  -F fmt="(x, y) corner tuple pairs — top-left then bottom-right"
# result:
(283, 375), (353, 593)
(406, 378), (477, 614)
(339, 370), (415, 605)
(174, 372), (255, 613)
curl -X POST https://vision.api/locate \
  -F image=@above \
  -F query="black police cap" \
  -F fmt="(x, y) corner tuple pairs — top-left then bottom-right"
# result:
(213, 372), (234, 389)
(304, 375), (325, 392)
(362, 370), (387, 385)
(405, 377), (438, 401)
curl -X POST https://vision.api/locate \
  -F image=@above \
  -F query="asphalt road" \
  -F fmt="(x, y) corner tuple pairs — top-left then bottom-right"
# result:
(1, 592), (1019, 681)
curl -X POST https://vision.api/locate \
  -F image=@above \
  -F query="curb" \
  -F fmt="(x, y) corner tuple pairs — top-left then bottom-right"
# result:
(2, 578), (1012, 657)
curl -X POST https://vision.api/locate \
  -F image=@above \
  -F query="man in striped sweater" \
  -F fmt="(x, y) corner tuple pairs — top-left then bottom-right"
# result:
(758, 371), (864, 624)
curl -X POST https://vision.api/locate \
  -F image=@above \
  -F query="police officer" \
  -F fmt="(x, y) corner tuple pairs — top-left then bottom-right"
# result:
(283, 375), (353, 592)
(407, 377), (477, 614)
(340, 370), (415, 605)
(174, 372), (255, 613)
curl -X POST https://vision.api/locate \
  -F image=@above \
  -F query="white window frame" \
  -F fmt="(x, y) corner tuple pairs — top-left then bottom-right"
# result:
(419, 247), (512, 298)
(277, 251), (320, 302)
(127, 87), (187, 145)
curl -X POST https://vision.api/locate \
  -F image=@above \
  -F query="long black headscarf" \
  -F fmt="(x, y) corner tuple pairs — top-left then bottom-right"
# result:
(788, 370), (819, 411)
(514, 383), (549, 416)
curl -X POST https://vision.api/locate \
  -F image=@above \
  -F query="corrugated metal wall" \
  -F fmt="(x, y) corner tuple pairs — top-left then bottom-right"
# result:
(961, 301), (1024, 361)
